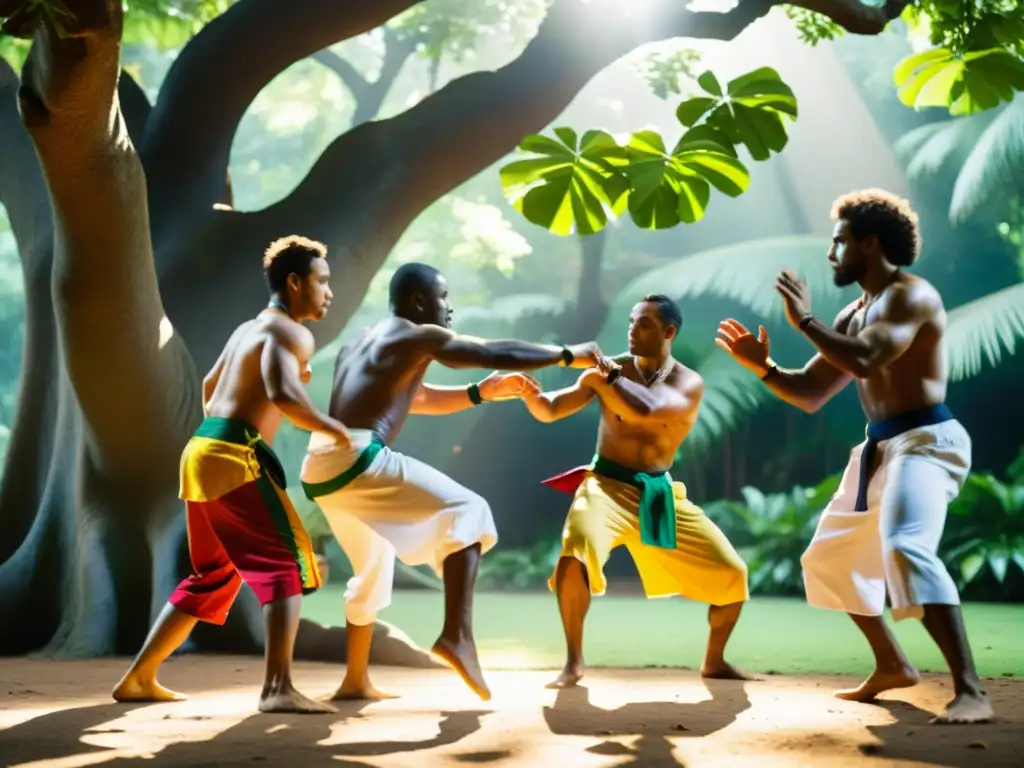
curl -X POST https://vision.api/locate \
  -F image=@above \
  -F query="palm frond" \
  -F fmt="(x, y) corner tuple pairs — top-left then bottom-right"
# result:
(607, 236), (845, 324)
(453, 293), (567, 328)
(684, 352), (769, 451)
(894, 116), (993, 183)
(946, 282), (1024, 381)
(950, 97), (1024, 223)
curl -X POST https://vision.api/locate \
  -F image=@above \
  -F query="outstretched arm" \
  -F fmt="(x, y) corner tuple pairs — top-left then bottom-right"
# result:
(523, 370), (599, 423)
(801, 284), (938, 378)
(590, 369), (704, 426)
(717, 306), (857, 414)
(418, 326), (599, 371)
(411, 372), (543, 416)
(262, 324), (349, 440)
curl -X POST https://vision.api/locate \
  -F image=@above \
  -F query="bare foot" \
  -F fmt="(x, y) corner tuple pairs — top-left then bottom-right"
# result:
(834, 665), (920, 702)
(430, 636), (491, 701)
(545, 663), (584, 689)
(259, 685), (338, 714)
(112, 674), (187, 703)
(331, 680), (400, 701)
(701, 662), (760, 681)
(930, 691), (994, 724)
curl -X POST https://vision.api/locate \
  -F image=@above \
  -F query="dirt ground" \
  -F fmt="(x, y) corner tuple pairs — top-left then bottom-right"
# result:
(0, 657), (1020, 767)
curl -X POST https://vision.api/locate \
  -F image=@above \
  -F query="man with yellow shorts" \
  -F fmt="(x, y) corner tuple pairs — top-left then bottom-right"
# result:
(524, 294), (751, 688)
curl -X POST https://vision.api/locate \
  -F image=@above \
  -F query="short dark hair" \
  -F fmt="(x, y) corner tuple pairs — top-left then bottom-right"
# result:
(642, 294), (683, 332)
(389, 262), (441, 309)
(263, 236), (327, 293)
(830, 189), (921, 267)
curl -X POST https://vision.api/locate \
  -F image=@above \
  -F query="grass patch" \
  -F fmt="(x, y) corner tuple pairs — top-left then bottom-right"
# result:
(303, 586), (1024, 677)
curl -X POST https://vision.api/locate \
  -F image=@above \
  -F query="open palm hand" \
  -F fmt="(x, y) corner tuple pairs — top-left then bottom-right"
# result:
(715, 319), (771, 376)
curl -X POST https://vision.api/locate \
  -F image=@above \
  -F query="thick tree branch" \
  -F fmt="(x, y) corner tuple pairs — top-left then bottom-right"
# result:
(17, 6), (200, 487)
(141, 0), (428, 231)
(789, 0), (910, 35)
(0, 56), (61, 560)
(170, 0), (910, 358)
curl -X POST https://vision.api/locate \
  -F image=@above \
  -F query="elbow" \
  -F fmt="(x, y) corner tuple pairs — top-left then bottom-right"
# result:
(800, 399), (823, 415)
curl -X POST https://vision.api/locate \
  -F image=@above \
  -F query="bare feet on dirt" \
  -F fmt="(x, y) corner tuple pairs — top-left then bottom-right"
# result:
(112, 674), (187, 703)
(331, 679), (400, 701)
(259, 684), (338, 714)
(701, 662), (760, 681)
(834, 665), (921, 702)
(930, 691), (995, 724)
(545, 663), (585, 689)
(431, 635), (491, 701)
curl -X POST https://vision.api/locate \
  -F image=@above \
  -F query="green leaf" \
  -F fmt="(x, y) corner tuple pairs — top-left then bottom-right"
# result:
(500, 128), (626, 237)
(960, 552), (986, 583)
(988, 548), (1010, 582)
(893, 48), (955, 87)
(676, 96), (718, 128)
(945, 282), (1024, 381)
(697, 70), (723, 97)
(677, 151), (750, 197)
(674, 124), (738, 157)
(727, 67), (798, 119)
(624, 131), (709, 229)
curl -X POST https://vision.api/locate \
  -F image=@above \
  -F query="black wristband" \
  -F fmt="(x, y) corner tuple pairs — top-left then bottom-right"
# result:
(467, 383), (483, 405)
(799, 313), (815, 331)
(560, 346), (575, 367)
(606, 368), (621, 384)
(761, 363), (778, 381)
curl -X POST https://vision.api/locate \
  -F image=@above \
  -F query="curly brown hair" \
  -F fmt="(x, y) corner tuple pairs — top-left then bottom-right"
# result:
(262, 235), (327, 293)
(830, 189), (921, 267)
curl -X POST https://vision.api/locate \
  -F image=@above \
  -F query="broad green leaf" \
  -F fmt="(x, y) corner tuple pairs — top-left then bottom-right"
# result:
(675, 67), (797, 162)
(697, 70), (723, 97)
(676, 151), (750, 197)
(988, 548), (1009, 582)
(676, 96), (718, 128)
(623, 131), (701, 228)
(674, 124), (739, 157)
(499, 128), (626, 237)
(960, 552), (986, 583)
(893, 48), (955, 87)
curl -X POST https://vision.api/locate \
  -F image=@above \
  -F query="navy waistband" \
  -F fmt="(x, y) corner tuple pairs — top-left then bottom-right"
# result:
(866, 404), (953, 442)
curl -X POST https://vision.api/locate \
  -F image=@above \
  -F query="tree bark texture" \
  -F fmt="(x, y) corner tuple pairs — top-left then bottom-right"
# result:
(0, 0), (908, 658)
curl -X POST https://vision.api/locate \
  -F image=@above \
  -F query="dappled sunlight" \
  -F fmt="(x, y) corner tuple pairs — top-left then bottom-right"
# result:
(157, 315), (174, 350)
(0, 658), (1021, 767)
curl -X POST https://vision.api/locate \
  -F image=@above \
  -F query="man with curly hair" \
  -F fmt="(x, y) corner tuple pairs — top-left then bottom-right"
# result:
(716, 189), (993, 724)
(112, 236), (351, 714)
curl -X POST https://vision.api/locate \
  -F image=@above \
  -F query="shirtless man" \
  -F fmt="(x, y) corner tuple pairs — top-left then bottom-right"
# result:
(298, 261), (605, 702)
(716, 189), (993, 724)
(113, 236), (350, 714)
(523, 294), (751, 689)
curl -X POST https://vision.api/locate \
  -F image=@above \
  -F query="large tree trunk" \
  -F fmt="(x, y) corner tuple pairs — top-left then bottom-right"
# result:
(0, 0), (911, 659)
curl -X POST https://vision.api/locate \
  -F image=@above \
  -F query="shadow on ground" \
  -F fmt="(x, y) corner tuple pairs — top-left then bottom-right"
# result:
(544, 679), (751, 766)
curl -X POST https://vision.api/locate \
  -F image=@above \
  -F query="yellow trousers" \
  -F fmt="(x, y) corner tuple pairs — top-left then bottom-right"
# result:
(549, 471), (749, 605)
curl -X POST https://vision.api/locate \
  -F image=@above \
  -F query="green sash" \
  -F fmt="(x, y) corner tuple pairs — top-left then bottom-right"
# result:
(194, 417), (287, 489)
(302, 432), (386, 500)
(592, 455), (676, 550)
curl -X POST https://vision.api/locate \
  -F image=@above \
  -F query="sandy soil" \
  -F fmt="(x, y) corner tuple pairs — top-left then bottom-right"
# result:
(0, 657), (1019, 767)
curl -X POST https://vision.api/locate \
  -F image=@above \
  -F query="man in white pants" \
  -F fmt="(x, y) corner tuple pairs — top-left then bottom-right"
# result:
(715, 189), (993, 725)
(300, 262), (606, 702)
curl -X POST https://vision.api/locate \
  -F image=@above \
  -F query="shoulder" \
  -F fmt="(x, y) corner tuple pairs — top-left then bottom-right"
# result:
(672, 362), (704, 395)
(266, 315), (315, 357)
(889, 275), (943, 319)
